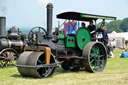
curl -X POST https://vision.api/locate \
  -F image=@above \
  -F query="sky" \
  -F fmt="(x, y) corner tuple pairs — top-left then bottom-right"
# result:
(0, 0), (128, 28)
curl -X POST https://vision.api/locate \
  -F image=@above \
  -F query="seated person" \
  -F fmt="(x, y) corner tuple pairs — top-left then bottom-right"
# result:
(120, 49), (128, 58)
(87, 20), (96, 40)
(81, 22), (86, 28)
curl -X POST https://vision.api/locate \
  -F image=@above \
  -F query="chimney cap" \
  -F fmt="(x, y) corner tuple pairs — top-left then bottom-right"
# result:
(46, 3), (53, 9)
(0, 16), (6, 18)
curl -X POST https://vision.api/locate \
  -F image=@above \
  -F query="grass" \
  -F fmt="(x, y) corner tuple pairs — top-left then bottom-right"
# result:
(0, 49), (128, 85)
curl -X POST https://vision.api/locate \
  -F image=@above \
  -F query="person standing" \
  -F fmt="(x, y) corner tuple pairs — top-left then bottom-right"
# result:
(101, 26), (109, 47)
(96, 26), (110, 56)
(110, 39), (116, 49)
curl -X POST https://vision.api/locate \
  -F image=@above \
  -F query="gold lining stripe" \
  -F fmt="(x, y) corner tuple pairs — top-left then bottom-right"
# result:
(8, 40), (11, 48)
(20, 40), (23, 52)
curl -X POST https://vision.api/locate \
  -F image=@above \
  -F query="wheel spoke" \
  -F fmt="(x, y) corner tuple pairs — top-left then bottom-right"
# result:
(90, 59), (95, 64)
(96, 48), (100, 54)
(97, 61), (100, 66)
(98, 60), (102, 63)
(99, 55), (103, 58)
(90, 53), (95, 58)
(93, 46), (100, 54)
(90, 53), (94, 56)
(93, 62), (97, 69)
(91, 48), (96, 53)
(37, 60), (43, 64)
(36, 67), (40, 70)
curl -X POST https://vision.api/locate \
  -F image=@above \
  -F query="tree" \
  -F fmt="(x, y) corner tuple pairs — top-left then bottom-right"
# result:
(97, 22), (108, 28)
(97, 20), (122, 33)
(120, 18), (128, 32)
(106, 20), (122, 33)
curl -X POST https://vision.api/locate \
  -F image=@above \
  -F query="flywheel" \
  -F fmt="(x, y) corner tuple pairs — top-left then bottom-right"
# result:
(76, 28), (91, 50)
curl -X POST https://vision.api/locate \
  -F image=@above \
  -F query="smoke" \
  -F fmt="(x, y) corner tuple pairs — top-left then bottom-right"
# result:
(39, 0), (54, 6)
(0, 0), (7, 16)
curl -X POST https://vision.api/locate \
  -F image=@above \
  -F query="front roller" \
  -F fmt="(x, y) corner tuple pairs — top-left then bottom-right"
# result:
(82, 42), (107, 72)
(16, 50), (57, 78)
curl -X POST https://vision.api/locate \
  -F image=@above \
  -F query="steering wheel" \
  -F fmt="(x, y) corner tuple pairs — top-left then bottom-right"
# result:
(28, 26), (47, 45)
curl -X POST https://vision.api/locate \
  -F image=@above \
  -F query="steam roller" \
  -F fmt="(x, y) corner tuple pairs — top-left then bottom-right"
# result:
(16, 2), (117, 78)
(0, 16), (26, 67)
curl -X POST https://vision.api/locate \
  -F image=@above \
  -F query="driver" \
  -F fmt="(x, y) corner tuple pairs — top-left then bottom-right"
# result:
(81, 22), (86, 28)
(87, 20), (96, 40)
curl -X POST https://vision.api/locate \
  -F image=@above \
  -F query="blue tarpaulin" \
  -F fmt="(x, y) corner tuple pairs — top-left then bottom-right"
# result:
(64, 22), (77, 35)
(120, 51), (128, 58)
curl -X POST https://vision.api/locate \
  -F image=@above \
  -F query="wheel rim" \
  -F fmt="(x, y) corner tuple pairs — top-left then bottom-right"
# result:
(36, 53), (55, 78)
(28, 27), (46, 45)
(82, 42), (107, 72)
(0, 48), (18, 67)
(89, 45), (104, 70)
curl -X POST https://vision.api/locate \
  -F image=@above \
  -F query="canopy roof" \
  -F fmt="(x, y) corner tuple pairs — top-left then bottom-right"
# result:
(57, 12), (116, 21)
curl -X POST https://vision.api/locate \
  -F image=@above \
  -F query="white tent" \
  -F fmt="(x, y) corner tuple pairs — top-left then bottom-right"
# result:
(108, 31), (128, 48)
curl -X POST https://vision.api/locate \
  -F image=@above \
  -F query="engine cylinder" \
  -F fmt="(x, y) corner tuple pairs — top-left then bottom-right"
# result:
(0, 38), (24, 52)
(0, 38), (9, 50)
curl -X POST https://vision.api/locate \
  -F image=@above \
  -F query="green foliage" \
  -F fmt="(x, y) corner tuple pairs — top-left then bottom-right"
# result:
(107, 20), (122, 33)
(97, 17), (128, 33)
(97, 22), (108, 28)
(120, 18), (128, 32)
(97, 20), (122, 33)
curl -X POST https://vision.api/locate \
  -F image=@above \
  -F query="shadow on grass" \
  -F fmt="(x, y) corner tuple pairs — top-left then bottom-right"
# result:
(10, 66), (89, 79)
(11, 74), (38, 79)
(54, 66), (89, 75)
(11, 74), (22, 78)
(0, 64), (16, 68)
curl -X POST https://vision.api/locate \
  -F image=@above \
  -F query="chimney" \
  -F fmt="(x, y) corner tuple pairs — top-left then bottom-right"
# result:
(46, 3), (53, 39)
(0, 17), (6, 36)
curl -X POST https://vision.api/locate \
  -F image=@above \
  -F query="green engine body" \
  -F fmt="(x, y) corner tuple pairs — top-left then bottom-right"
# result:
(65, 36), (76, 48)
(58, 28), (91, 50)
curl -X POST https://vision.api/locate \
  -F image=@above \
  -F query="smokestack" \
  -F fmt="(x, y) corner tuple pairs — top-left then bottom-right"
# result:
(46, 3), (53, 39)
(0, 17), (6, 36)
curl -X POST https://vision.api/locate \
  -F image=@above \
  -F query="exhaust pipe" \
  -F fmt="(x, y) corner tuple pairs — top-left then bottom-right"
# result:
(46, 3), (53, 39)
(0, 17), (6, 36)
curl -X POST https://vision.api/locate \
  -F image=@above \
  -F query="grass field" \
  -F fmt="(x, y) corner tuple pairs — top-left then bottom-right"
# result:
(0, 49), (128, 85)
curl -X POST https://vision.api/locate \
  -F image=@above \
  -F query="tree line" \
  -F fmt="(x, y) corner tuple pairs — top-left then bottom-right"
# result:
(97, 17), (128, 33)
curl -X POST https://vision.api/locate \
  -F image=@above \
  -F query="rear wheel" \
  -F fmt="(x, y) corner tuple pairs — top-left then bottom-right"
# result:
(61, 59), (81, 71)
(61, 60), (70, 71)
(0, 48), (18, 67)
(82, 42), (107, 72)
